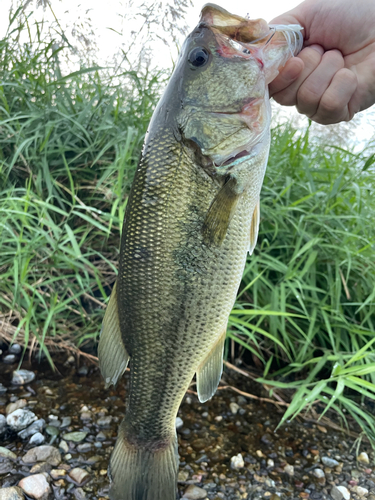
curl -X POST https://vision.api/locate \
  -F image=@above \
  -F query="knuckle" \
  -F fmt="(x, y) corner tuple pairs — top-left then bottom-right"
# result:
(297, 84), (322, 106)
(319, 95), (342, 115)
(300, 46), (323, 68)
(322, 49), (344, 68)
(272, 90), (297, 107)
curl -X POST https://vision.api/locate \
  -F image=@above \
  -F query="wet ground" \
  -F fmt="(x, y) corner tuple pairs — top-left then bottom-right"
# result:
(0, 346), (374, 500)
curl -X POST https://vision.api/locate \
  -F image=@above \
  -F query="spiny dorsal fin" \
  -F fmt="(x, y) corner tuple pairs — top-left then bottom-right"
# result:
(202, 178), (240, 246)
(98, 281), (129, 388)
(249, 200), (260, 255)
(196, 327), (226, 403)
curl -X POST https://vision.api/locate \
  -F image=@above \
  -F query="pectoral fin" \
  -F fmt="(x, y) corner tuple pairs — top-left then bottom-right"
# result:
(98, 281), (129, 388)
(196, 327), (226, 403)
(202, 178), (240, 246)
(249, 200), (260, 255)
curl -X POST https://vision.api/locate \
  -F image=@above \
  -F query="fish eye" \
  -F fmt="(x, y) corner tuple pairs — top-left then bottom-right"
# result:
(188, 47), (209, 68)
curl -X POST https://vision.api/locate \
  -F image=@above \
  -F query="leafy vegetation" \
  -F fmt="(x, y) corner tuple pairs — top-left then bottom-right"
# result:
(1, 13), (375, 443)
(0, 13), (163, 363)
(231, 126), (375, 441)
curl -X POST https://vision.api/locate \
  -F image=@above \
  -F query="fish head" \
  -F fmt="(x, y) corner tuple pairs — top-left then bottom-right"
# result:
(169, 3), (302, 170)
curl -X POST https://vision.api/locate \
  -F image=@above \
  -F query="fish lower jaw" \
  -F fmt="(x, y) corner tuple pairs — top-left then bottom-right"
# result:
(209, 135), (268, 171)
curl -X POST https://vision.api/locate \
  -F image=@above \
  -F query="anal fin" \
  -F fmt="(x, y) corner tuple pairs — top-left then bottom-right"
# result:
(98, 281), (129, 388)
(249, 200), (260, 255)
(196, 327), (226, 403)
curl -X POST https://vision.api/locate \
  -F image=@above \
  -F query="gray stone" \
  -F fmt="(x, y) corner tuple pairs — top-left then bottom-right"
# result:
(78, 366), (88, 376)
(60, 416), (71, 428)
(74, 488), (86, 500)
(96, 431), (106, 441)
(0, 446), (17, 460)
(0, 414), (6, 434)
(58, 440), (69, 453)
(182, 485), (208, 500)
(0, 486), (24, 500)
(96, 416), (112, 427)
(3, 354), (17, 364)
(331, 486), (351, 500)
(22, 445), (61, 466)
(175, 417), (184, 430)
(11, 370), (35, 385)
(29, 433), (45, 446)
(18, 473), (51, 500)
(77, 443), (91, 453)
(69, 467), (91, 486)
(7, 409), (37, 431)
(0, 383), (7, 394)
(18, 419), (45, 439)
(313, 468), (325, 478)
(322, 456), (340, 467)
(62, 431), (87, 442)
(9, 344), (22, 354)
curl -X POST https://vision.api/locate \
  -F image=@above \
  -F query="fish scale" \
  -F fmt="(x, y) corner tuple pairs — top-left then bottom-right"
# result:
(118, 125), (252, 439)
(98, 4), (302, 499)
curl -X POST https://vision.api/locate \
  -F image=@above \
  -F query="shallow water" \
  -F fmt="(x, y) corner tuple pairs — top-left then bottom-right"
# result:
(0, 351), (374, 500)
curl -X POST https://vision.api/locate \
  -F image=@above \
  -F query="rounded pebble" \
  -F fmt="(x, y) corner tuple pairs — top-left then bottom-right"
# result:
(0, 446), (17, 460)
(230, 453), (244, 469)
(7, 409), (37, 431)
(62, 431), (87, 442)
(29, 433), (45, 446)
(229, 402), (240, 415)
(18, 419), (45, 439)
(0, 414), (6, 434)
(182, 484), (208, 499)
(69, 467), (91, 486)
(0, 486), (24, 500)
(176, 417), (184, 430)
(3, 354), (17, 364)
(11, 369), (35, 385)
(18, 473), (51, 500)
(313, 468), (325, 478)
(22, 445), (61, 466)
(9, 344), (22, 354)
(358, 452), (370, 464)
(322, 456), (340, 467)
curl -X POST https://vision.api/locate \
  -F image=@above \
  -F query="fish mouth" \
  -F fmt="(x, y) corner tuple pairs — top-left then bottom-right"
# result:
(214, 149), (250, 168)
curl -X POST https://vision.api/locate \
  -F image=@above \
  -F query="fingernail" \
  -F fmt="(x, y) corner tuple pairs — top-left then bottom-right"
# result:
(308, 44), (324, 55)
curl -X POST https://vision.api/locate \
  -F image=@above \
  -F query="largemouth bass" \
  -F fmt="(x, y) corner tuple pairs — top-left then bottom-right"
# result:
(98, 4), (302, 500)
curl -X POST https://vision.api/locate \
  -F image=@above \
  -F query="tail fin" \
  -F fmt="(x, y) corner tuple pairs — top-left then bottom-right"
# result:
(109, 420), (179, 500)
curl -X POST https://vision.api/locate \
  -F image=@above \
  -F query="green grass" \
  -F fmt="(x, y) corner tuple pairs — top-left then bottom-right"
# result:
(0, 14), (163, 362)
(1, 14), (375, 444)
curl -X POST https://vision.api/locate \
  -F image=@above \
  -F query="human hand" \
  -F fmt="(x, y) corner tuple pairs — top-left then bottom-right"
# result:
(268, 0), (375, 124)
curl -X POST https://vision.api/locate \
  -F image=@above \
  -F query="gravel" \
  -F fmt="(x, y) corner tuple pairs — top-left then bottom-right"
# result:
(1, 354), (374, 500)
